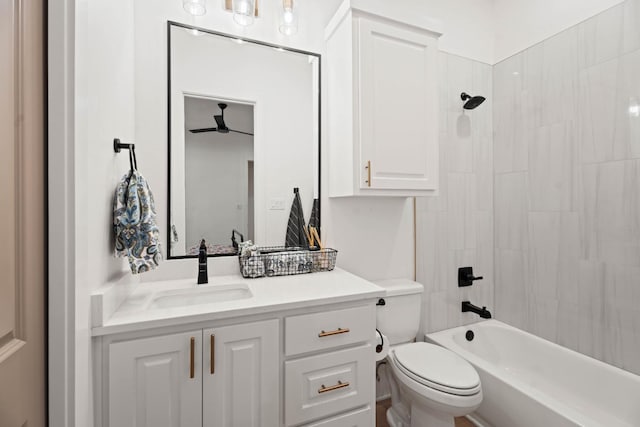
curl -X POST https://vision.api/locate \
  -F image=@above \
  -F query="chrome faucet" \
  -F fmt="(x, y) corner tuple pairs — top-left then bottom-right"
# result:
(461, 301), (491, 319)
(197, 239), (208, 285)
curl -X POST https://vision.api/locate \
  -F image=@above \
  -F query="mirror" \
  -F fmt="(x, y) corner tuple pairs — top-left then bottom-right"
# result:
(168, 21), (321, 258)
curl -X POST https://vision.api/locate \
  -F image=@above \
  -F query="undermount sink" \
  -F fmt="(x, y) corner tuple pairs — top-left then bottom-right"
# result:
(149, 283), (252, 309)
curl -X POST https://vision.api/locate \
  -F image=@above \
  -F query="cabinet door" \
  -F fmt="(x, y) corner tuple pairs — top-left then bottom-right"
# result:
(358, 18), (438, 191)
(203, 319), (279, 427)
(108, 331), (202, 427)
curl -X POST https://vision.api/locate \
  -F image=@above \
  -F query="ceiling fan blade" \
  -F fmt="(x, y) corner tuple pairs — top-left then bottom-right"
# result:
(229, 129), (254, 136)
(189, 127), (218, 133)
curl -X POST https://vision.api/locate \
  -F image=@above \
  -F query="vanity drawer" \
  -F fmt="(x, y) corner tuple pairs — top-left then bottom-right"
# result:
(305, 406), (373, 426)
(284, 344), (375, 426)
(285, 305), (374, 356)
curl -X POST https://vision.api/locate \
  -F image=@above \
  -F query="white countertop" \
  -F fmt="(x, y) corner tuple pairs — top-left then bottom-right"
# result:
(92, 268), (385, 337)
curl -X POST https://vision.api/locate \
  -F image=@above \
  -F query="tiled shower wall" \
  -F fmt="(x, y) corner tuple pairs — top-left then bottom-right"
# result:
(416, 51), (494, 338)
(493, 0), (640, 375)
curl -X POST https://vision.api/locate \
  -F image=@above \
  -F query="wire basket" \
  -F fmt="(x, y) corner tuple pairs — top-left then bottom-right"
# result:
(238, 246), (337, 279)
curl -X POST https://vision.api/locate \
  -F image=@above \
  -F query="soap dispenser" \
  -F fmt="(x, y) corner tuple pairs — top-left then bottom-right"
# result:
(197, 239), (208, 285)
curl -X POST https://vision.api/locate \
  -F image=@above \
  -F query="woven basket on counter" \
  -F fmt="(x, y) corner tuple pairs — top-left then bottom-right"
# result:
(238, 246), (337, 279)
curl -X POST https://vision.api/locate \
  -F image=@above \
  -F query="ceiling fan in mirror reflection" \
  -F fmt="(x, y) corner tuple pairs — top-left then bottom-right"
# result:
(189, 103), (254, 136)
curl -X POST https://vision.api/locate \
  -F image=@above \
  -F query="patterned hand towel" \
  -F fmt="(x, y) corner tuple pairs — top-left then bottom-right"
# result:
(114, 171), (162, 274)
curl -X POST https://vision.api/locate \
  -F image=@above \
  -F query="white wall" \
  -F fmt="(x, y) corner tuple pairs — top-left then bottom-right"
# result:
(184, 130), (253, 249)
(75, 0), (137, 426)
(420, 0), (496, 64)
(493, 0), (625, 63)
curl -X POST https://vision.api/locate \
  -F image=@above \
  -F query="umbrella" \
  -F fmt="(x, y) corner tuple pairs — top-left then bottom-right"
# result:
(285, 188), (309, 249)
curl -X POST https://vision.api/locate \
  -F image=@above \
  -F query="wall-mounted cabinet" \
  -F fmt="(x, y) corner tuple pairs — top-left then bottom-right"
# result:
(326, 0), (441, 197)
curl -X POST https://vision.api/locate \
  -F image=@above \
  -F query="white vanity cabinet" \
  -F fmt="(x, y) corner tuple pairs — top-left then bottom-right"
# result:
(105, 320), (279, 427)
(94, 270), (384, 427)
(326, 1), (441, 197)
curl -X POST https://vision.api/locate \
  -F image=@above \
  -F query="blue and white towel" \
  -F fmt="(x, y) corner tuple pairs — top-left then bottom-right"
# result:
(113, 170), (162, 274)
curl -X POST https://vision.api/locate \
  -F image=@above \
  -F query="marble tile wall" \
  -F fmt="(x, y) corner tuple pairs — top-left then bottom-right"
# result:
(415, 52), (494, 338)
(493, 0), (640, 375)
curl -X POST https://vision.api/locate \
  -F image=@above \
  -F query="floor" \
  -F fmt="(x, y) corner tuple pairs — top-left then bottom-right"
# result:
(376, 399), (475, 427)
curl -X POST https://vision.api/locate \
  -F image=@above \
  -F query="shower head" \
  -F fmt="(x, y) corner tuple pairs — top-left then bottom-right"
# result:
(461, 92), (486, 110)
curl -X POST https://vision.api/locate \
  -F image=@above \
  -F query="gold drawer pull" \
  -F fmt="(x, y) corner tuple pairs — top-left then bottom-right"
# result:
(365, 160), (371, 187)
(318, 380), (349, 394)
(189, 337), (195, 379)
(210, 334), (215, 375)
(318, 327), (350, 338)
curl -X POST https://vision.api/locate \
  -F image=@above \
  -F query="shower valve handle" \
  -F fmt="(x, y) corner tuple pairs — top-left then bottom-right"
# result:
(458, 267), (483, 287)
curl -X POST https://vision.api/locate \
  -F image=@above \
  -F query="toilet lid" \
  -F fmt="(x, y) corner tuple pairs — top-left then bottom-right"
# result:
(393, 343), (480, 396)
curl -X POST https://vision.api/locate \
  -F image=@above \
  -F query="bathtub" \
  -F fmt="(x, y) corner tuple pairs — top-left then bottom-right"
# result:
(426, 320), (640, 427)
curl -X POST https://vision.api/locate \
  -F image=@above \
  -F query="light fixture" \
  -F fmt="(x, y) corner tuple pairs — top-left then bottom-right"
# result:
(232, 0), (256, 26)
(183, 0), (206, 16)
(279, 0), (298, 35)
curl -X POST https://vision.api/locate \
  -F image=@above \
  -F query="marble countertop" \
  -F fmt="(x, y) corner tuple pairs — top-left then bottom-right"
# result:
(92, 268), (385, 337)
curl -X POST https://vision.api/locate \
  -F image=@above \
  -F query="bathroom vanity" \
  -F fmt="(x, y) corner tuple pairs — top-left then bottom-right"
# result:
(91, 269), (384, 427)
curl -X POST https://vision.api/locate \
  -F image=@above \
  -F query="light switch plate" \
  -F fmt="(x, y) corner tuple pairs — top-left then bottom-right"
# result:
(269, 198), (286, 210)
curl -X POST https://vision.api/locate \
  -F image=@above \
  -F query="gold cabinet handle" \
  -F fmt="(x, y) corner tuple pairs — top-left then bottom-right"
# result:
(318, 327), (350, 337)
(210, 334), (215, 375)
(189, 337), (195, 379)
(365, 160), (371, 187)
(318, 380), (349, 394)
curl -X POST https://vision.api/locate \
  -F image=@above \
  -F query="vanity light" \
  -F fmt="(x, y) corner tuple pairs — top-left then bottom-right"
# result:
(232, 0), (256, 26)
(279, 0), (298, 36)
(183, 0), (206, 16)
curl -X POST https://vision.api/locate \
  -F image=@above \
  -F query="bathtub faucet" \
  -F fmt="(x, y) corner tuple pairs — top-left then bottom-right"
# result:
(461, 301), (492, 319)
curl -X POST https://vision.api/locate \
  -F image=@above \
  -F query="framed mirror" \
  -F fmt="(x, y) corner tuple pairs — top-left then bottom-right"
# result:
(167, 21), (321, 258)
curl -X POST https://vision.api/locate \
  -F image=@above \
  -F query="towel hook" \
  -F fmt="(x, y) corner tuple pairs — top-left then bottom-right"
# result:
(114, 138), (138, 171)
(113, 138), (134, 153)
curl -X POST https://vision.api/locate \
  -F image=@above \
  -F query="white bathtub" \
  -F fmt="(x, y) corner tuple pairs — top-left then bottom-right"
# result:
(426, 320), (640, 427)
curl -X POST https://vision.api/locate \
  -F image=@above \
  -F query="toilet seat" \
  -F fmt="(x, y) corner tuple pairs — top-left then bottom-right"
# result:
(392, 343), (481, 396)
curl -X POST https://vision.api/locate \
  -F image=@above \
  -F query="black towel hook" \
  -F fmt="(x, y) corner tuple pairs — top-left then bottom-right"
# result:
(114, 138), (138, 171)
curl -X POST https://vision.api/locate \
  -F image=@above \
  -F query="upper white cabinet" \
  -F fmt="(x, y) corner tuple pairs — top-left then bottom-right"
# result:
(326, 0), (441, 197)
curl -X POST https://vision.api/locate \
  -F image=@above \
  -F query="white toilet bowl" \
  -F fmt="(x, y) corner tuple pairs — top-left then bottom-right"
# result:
(386, 342), (482, 427)
(374, 279), (482, 427)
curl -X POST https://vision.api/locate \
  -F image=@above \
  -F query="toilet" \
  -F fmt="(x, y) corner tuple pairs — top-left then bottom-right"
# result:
(375, 279), (482, 427)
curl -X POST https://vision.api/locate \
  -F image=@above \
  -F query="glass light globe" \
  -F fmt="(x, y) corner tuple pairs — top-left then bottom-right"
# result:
(279, 5), (298, 35)
(183, 0), (206, 16)
(233, 0), (255, 26)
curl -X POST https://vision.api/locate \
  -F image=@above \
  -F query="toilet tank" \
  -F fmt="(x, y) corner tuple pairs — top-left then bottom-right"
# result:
(374, 279), (424, 345)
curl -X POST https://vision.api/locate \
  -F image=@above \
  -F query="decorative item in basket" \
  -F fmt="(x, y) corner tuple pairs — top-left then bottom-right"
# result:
(238, 242), (337, 279)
